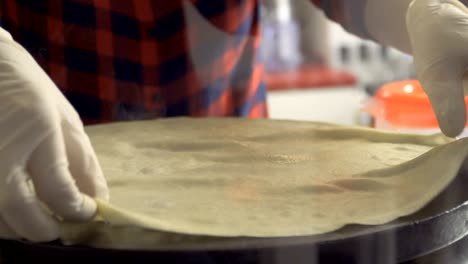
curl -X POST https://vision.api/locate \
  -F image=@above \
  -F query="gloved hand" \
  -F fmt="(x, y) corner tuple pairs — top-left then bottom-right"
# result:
(0, 28), (108, 241)
(366, 0), (468, 137)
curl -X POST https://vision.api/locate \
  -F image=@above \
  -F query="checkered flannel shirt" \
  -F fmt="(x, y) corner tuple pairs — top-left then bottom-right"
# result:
(0, 0), (369, 124)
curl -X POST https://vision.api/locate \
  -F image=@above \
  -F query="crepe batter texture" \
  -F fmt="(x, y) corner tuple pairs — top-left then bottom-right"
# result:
(60, 118), (468, 248)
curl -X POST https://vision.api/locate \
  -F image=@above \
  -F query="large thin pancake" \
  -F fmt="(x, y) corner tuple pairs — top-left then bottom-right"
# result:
(60, 118), (468, 247)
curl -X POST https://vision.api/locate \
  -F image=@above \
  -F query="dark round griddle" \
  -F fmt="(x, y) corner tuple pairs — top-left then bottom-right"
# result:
(1, 171), (468, 264)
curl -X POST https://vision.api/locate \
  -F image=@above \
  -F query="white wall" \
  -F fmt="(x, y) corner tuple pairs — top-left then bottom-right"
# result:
(267, 87), (368, 125)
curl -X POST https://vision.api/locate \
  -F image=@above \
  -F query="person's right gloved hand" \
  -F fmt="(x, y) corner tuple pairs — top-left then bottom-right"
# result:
(366, 0), (468, 137)
(0, 28), (108, 241)
(406, 0), (468, 137)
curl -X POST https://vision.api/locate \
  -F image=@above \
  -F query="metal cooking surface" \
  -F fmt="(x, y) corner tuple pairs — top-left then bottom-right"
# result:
(1, 170), (468, 263)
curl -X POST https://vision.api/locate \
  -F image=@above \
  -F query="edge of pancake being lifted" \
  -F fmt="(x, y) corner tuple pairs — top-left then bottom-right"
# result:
(59, 118), (468, 246)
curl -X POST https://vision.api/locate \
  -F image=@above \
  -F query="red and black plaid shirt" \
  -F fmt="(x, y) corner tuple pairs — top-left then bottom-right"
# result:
(0, 0), (368, 124)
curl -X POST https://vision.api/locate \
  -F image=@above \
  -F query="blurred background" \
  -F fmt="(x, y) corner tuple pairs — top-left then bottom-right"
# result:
(261, 0), (416, 128)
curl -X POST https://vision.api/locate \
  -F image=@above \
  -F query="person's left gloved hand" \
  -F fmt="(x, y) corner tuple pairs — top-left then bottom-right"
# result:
(366, 0), (468, 137)
(0, 28), (109, 242)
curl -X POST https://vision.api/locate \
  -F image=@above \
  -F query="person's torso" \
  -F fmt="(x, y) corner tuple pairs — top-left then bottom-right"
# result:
(0, 0), (267, 124)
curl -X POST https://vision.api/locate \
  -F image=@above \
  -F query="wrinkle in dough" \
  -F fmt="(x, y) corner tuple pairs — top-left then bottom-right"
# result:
(60, 118), (468, 249)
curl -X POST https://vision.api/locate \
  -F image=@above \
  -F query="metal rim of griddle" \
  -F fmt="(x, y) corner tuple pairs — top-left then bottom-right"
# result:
(2, 172), (468, 263)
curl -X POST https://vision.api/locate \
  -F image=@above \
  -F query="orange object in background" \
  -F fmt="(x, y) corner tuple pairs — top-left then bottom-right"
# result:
(366, 80), (468, 130)
(265, 65), (357, 91)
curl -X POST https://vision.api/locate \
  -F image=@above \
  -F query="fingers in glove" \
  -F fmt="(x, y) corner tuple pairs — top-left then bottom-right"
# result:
(0, 177), (59, 242)
(419, 64), (467, 137)
(62, 121), (109, 201)
(439, 0), (468, 13)
(28, 126), (97, 221)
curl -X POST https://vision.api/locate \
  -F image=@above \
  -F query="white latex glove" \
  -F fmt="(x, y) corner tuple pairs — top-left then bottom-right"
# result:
(366, 0), (468, 137)
(406, 0), (468, 137)
(0, 28), (108, 242)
